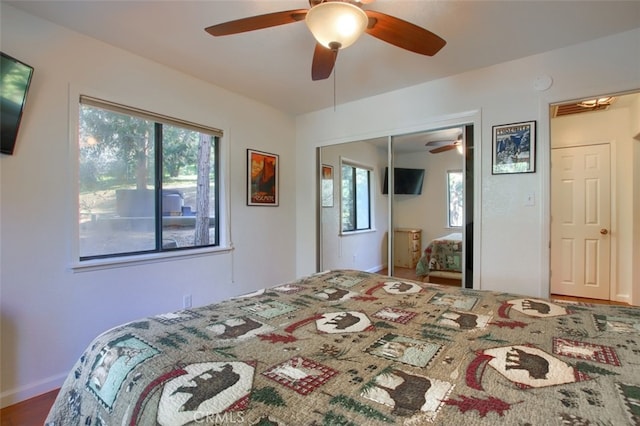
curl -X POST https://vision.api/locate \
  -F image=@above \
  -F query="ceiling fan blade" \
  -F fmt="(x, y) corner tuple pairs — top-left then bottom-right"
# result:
(205, 9), (308, 36)
(365, 10), (446, 56)
(425, 139), (456, 147)
(312, 43), (338, 81)
(430, 144), (458, 154)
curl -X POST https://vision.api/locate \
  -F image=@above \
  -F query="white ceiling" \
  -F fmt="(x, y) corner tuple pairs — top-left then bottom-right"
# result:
(5, 0), (640, 116)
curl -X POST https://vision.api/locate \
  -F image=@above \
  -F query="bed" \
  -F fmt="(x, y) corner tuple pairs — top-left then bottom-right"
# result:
(416, 232), (463, 283)
(45, 269), (640, 425)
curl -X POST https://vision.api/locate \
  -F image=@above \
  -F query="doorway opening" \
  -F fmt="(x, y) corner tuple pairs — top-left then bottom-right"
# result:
(549, 91), (639, 305)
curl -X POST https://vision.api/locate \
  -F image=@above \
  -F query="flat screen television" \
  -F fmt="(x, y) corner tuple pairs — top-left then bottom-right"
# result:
(1, 52), (34, 155)
(382, 167), (425, 195)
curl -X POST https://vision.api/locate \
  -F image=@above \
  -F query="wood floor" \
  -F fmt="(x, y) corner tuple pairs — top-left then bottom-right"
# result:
(549, 293), (630, 306)
(1, 269), (629, 424)
(381, 267), (630, 306)
(0, 389), (59, 426)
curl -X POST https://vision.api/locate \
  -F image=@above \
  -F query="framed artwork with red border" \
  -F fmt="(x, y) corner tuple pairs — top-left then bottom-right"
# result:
(247, 149), (279, 206)
(321, 164), (333, 207)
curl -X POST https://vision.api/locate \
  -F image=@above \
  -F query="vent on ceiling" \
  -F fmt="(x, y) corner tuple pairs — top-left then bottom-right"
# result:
(552, 97), (616, 117)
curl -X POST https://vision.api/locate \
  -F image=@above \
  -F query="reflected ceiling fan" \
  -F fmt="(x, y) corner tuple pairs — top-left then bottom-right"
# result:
(205, 0), (446, 81)
(426, 134), (463, 154)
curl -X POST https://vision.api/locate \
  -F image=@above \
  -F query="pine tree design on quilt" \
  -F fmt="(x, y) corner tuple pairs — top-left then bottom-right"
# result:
(616, 383), (640, 424)
(211, 346), (236, 358)
(319, 410), (358, 426)
(327, 394), (394, 423)
(156, 331), (188, 349)
(128, 320), (151, 330)
(250, 386), (286, 407)
(421, 323), (455, 342)
(180, 324), (211, 340)
(294, 294), (321, 307)
(476, 333), (508, 344)
(572, 361), (618, 376)
(374, 320), (397, 330)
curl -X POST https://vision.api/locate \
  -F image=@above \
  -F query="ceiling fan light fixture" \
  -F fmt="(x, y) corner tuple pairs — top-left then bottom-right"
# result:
(578, 97), (615, 108)
(305, 2), (368, 50)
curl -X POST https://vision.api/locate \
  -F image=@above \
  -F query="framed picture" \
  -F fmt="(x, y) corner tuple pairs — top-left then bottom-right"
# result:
(321, 164), (334, 207)
(247, 149), (278, 206)
(492, 120), (536, 174)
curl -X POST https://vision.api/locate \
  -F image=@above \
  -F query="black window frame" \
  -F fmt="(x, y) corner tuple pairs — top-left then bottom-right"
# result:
(78, 96), (222, 261)
(341, 162), (372, 233)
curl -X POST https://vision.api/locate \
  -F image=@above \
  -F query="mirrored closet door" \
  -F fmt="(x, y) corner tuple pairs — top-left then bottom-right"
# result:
(318, 125), (474, 288)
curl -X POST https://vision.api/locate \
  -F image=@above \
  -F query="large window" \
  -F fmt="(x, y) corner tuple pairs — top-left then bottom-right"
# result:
(341, 161), (372, 232)
(447, 170), (463, 228)
(78, 96), (221, 260)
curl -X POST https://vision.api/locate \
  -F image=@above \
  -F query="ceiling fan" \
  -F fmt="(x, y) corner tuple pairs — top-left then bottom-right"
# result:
(426, 134), (463, 154)
(205, 0), (446, 81)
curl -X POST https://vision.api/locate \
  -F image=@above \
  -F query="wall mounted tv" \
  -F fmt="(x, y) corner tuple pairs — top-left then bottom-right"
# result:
(382, 167), (425, 195)
(1, 52), (34, 155)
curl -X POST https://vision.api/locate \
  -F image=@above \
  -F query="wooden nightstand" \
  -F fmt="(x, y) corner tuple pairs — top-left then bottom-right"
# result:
(393, 228), (422, 268)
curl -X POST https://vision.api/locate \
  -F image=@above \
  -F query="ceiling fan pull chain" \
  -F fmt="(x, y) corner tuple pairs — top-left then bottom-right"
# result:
(333, 66), (336, 112)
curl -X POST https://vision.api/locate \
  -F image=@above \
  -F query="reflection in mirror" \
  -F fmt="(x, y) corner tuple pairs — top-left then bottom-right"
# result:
(319, 138), (389, 275)
(318, 126), (473, 288)
(390, 128), (466, 287)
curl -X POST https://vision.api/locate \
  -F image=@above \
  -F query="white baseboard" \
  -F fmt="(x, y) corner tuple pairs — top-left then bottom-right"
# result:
(0, 372), (66, 408)
(365, 264), (385, 274)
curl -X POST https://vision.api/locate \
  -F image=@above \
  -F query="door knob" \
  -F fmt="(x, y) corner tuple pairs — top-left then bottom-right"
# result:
(600, 228), (609, 235)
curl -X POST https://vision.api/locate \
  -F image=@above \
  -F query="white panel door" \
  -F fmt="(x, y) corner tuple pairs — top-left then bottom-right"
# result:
(551, 144), (611, 299)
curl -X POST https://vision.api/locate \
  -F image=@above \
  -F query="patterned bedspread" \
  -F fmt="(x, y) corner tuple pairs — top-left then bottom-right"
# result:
(416, 233), (463, 277)
(46, 270), (640, 425)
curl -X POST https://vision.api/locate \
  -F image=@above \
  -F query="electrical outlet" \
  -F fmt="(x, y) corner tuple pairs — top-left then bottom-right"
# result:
(183, 294), (192, 309)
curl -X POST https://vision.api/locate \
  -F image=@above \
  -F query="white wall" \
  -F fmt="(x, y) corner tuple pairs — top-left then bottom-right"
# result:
(633, 96), (640, 307)
(296, 29), (640, 299)
(0, 4), (296, 406)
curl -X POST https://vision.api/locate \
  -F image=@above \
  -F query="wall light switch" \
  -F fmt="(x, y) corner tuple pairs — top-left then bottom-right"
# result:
(525, 192), (535, 206)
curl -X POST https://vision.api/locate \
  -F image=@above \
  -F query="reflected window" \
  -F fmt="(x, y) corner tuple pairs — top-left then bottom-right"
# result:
(341, 161), (372, 232)
(447, 170), (463, 228)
